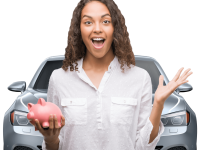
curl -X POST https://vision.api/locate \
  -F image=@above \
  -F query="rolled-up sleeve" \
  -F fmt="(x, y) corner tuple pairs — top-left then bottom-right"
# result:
(42, 70), (64, 150)
(134, 70), (165, 150)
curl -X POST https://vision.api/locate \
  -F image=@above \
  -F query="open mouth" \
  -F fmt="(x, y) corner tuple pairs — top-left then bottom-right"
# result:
(91, 39), (105, 47)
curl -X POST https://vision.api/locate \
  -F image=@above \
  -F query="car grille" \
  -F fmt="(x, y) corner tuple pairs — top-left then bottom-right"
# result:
(13, 145), (42, 150)
(155, 146), (187, 150)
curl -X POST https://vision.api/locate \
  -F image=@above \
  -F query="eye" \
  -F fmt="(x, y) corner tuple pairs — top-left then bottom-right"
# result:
(84, 21), (92, 25)
(103, 20), (110, 24)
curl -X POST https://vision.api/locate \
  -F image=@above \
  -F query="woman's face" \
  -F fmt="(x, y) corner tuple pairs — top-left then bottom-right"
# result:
(80, 1), (114, 59)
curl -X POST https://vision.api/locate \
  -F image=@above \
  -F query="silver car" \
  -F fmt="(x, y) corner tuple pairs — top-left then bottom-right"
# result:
(3, 55), (197, 150)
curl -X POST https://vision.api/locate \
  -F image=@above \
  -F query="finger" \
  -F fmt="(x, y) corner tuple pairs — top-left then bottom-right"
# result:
(182, 68), (191, 78)
(54, 114), (60, 129)
(29, 120), (35, 126)
(177, 67), (185, 74)
(171, 67), (185, 82)
(60, 115), (65, 129)
(179, 68), (191, 80)
(181, 71), (193, 82)
(34, 120), (38, 130)
(49, 114), (54, 131)
(35, 119), (44, 134)
(173, 67), (184, 81)
(181, 80), (189, 85)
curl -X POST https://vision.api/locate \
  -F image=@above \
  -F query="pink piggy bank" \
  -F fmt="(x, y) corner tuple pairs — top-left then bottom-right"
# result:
(27, 98), (62, 131)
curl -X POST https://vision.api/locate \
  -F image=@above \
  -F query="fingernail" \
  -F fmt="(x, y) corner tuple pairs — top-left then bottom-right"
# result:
(54, 114), (57, 118)
(51, 114), (53, 118)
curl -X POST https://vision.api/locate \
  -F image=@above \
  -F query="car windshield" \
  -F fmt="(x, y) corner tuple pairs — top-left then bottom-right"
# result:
(33, 59), (164, 94)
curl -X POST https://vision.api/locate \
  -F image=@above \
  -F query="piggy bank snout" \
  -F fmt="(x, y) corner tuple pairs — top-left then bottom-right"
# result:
(27, 112), (34, 120)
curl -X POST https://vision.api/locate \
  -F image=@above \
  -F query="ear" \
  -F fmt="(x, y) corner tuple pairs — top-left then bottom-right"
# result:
(27, 103), (34, 110)
(37, 98), (46, 106)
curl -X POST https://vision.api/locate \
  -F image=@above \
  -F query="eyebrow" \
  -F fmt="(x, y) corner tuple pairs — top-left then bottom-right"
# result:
(82, 14), (111, 19)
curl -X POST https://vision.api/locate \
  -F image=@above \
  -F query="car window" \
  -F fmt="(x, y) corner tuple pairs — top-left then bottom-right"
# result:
(33, 59), (165, 94)
(135, 60), (166, 94)
(33, 60), (63, 93)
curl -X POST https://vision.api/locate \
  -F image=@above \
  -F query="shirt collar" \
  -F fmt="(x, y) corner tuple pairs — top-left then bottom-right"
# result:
(76, 55), (118, 74)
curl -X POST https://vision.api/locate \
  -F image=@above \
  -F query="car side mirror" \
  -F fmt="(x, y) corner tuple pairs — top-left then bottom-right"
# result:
(8, 81), (26, 94)
(175, 83), (193, 94)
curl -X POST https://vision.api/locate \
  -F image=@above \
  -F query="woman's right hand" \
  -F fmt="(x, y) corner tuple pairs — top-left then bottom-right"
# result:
(34, 114), (65, 144)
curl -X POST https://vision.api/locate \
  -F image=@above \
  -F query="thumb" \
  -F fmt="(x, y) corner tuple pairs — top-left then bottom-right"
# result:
(158, 75), (164, 87)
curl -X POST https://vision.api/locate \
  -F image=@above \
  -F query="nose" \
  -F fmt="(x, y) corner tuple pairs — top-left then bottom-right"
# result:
(93, 22), (102, 33)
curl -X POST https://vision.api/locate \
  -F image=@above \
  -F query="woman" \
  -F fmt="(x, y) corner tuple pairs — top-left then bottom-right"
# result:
(34, 0), (193, 150)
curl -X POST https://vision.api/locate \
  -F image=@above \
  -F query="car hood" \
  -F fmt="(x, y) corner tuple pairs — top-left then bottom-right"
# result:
(15, 90), (186, 116)
(152, 93), (186, 115)
(14, 91), (47, 112)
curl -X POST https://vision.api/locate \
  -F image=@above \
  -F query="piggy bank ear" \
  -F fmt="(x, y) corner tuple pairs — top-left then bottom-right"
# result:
(27, 103), (34, 110)
(37, 98), (46, 106)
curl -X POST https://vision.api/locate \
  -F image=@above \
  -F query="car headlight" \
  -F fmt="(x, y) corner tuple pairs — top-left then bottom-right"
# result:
(161, 110), (190, 126)
(10, 110), (33, 126)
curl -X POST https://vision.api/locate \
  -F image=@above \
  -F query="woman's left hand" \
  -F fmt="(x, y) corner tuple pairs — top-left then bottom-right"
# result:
(154, 67), (193, 105)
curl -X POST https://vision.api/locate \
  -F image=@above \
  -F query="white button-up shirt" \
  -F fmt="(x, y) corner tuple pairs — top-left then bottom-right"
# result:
(42, 55), (164, 150)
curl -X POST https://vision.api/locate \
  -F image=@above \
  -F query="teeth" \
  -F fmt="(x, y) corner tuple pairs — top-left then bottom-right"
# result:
(92, 38), (104, 41)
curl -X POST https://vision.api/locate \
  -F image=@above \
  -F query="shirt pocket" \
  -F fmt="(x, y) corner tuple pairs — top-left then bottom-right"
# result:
(61, 98), (87, 125)
(110, 97), (137, 125)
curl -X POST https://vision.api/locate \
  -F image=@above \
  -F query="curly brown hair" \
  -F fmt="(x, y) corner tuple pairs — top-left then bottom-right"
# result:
(61, 0), (135, 73)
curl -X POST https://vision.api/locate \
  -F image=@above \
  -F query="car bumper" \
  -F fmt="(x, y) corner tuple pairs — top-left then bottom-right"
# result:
(3, 112), (44, 150)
